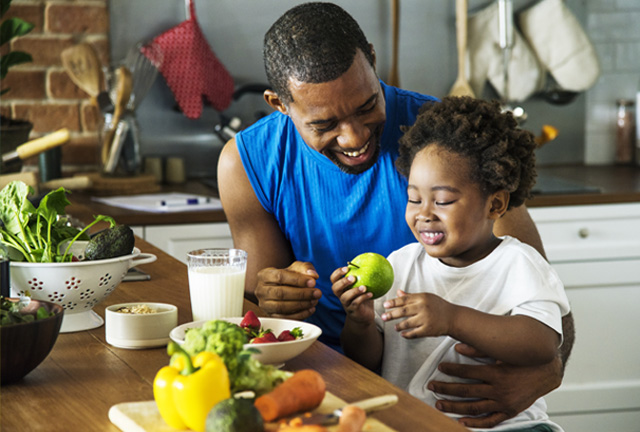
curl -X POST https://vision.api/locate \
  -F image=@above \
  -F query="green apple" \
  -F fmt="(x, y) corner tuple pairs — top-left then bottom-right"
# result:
(345, 252), (394, 299)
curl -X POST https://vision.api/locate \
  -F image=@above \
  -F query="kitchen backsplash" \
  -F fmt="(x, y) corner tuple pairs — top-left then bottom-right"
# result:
(583, 0), (640, 164)
(109, 0), (592, 177)
(4, 1), (638, 175)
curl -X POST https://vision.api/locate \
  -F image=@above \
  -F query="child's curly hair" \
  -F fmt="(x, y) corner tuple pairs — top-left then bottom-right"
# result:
(396, 96), (537, 210)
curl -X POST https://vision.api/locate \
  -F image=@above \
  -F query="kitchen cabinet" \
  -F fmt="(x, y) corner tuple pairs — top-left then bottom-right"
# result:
(529, 202), (640, 432)
(133, 222), (233, 264)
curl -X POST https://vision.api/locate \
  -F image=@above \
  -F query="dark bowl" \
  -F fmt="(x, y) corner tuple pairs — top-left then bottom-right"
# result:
(1, 299), (64, 385)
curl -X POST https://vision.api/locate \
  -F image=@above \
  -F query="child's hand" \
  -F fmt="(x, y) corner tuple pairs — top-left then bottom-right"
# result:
(330, 266), (375, 325)
(381, 290), (453, 338)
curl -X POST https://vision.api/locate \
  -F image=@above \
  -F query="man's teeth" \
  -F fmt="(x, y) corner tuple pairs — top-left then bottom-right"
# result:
(343, 142), (369, 157)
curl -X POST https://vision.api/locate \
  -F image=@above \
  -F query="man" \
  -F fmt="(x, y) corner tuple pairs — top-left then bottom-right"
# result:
(218, 2), (574, 428)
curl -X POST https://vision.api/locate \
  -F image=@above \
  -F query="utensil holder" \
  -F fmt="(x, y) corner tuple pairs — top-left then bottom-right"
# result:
(101, 111), (142, 176)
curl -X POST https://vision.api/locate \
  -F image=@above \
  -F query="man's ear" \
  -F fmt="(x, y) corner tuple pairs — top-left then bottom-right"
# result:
(369, 43), (377, 72)
(264, 89), (287, 115)
(488, 190), (510, 219)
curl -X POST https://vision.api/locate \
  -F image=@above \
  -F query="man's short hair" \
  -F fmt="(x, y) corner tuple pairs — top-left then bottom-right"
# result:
(263, 2), (375, 105)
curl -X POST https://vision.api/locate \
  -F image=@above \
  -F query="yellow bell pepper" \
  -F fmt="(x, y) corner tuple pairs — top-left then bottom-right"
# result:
(153, 341), (231, 431)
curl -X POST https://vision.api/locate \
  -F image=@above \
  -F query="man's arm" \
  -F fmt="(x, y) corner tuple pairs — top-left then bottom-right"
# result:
(217, 139), (321, 320)
(217, 138), (295, 301)
(494, 205), (546, 258)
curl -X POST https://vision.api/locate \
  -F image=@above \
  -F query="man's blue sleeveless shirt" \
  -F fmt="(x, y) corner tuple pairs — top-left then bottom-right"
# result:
(235, 82), (438, 349)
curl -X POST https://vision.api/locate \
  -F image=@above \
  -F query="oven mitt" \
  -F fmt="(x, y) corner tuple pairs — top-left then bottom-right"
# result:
(467, 1), (544, 102)
(145, 0), (234, 119)
(518, 0), (599, 92)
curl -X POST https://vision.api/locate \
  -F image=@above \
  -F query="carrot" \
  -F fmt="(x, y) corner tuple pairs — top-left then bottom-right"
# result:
(336, 405), (367, 432)
(254, 369), (326, 422)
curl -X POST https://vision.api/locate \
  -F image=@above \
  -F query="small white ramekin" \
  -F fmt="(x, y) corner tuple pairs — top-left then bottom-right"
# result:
(105, 303), (178, 349)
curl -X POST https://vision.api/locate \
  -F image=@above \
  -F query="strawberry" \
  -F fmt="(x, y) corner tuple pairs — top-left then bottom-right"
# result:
(251, 330), (278, 344)
(239, 310), (261, 334)
(277, 327), (304, 342)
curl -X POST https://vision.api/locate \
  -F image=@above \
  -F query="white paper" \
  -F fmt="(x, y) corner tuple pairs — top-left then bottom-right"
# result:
(92, 193), (223, 213)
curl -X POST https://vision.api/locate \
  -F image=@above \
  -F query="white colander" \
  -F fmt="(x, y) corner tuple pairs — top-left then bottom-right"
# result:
(9, 248), (157, 333)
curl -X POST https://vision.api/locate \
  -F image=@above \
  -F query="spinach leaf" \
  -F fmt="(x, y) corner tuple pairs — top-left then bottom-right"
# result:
(0, 181), (115, 263)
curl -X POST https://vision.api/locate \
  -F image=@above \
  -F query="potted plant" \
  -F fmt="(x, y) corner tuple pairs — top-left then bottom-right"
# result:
(1, 0), (35, 170)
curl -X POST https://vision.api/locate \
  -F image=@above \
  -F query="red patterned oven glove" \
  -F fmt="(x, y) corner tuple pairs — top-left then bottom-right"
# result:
(143, 0), (234, 119)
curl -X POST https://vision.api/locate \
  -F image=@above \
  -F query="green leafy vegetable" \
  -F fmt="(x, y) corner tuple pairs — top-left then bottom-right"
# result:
(0, 180), (115, 262)
(181, 320), (291, 396)
(0, 296), (54, 326)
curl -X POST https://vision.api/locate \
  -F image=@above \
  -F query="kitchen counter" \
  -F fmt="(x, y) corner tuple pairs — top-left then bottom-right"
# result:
(527, 164), (640, 207)
(66, 165), (640, 227)
(0, 238), (468, 432)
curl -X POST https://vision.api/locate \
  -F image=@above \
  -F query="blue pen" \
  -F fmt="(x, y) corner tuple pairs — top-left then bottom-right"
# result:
(159, 197), (211, 207)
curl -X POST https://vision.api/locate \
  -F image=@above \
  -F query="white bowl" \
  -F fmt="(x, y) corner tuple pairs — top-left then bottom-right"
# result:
(10, 248), (157, 333)
(105, 303), (178, 349)
(170, 317), (322, 365)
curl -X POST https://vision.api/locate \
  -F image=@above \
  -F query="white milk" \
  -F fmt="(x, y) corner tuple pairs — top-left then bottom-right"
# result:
(188, 266), (246, 321)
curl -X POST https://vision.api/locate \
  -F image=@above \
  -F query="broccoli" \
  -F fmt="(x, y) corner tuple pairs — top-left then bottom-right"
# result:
(183, 320), (248, 378)
(180, 320), (291, 395)
(233, 356), (291, 396)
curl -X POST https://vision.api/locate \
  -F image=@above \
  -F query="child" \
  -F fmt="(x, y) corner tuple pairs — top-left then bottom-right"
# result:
(331, 96), (570, 431)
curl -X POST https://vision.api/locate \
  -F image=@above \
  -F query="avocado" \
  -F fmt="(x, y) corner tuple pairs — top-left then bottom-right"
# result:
(84, 225), (135, 260)
(206, 398), (264, 432)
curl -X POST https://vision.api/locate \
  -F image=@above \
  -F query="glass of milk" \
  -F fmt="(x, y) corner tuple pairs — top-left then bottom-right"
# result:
(187, 248), (247, 322)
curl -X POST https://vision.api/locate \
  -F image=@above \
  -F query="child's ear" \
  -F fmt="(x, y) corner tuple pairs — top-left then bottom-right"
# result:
(488, 190), (510, 219)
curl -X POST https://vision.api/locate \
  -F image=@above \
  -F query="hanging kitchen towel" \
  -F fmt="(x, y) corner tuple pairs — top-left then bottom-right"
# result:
(467, 1), (544, 102)
(518, 0), (600, 92)
(144, 0), (234, 119)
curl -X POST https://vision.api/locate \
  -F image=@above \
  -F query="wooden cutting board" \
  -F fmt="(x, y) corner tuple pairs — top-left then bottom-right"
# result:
(108, 392), (396, 432)
(83, 172), (161, 196)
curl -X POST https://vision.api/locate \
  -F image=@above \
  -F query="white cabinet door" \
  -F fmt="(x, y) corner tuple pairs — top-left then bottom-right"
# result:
(530, 204), (640, 432)
(144, 223), (234, 264)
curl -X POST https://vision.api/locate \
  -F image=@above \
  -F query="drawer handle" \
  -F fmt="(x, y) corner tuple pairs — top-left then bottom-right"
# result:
(578, 227), (589, 238)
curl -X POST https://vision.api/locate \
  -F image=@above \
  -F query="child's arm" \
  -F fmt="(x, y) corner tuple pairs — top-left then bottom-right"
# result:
(382, 291), (560, 366)
(331, 266), (384, 371)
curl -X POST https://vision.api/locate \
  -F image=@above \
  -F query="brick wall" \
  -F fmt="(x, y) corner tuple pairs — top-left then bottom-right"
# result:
(1, 0), (110, 170)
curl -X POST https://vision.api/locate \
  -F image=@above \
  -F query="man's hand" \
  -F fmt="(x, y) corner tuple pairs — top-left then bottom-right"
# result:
(254, 261), (322, 320)
(428, 343), (563, 428)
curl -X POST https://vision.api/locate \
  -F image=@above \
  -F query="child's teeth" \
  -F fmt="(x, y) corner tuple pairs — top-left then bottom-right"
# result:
(343, 142), (369, 157)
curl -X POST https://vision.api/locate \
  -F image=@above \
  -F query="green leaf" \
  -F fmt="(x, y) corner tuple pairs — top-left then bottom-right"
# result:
(0, 181), (35, 239)
(1, 51), (32, 79)
(0, 17), (34, 45)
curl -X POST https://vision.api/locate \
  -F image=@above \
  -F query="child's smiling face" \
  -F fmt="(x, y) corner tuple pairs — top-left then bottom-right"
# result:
(405, 144), (507, 267)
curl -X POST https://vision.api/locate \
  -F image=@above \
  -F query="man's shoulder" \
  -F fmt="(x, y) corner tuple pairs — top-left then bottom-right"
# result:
(241, 111), (290, 137)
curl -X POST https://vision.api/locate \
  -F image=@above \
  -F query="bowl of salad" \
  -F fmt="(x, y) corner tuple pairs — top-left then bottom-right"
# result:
(1, 296), (64, 385)
(170, 312), (322, 365)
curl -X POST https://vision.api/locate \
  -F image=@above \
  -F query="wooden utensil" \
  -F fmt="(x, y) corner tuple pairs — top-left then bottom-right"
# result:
(1, 128), (70, 166)
(448, 0), (475, 97)
(101, 66), (132, 166)
(61, 44), (102, 105)
(388, 0), (400, 87)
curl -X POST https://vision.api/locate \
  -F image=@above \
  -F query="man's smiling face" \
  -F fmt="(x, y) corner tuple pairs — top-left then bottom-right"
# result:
(279, 50), (386, 174)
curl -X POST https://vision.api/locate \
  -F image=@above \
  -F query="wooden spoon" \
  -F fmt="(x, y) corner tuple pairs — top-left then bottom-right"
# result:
(388, 0), (400, 87)
(61, 43), (102, 105)
(101, 66), (132, 165)
(448, 0), (475, 98)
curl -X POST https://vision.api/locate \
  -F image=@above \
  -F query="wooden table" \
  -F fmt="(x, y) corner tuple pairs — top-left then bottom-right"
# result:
(0, 238), (468, 432)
